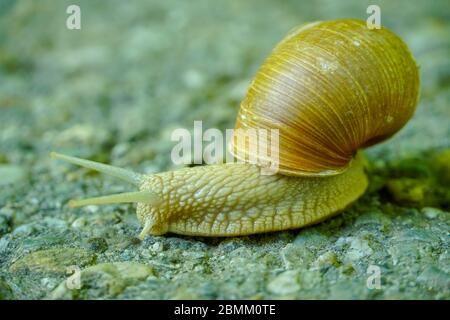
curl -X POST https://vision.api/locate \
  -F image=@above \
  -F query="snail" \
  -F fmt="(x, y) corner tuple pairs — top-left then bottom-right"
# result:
(52, 19), (419, 239)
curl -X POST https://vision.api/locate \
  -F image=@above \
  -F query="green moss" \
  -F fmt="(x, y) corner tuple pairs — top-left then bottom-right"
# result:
(432, 149), (450, 185)
(389, 158), (431, 179)
(383, 149), (450, 208)
(9, 248), (96, 274)
(0, 49), (33, 74)
(0, 276), (13, 299)
(386, 178), (427, 206)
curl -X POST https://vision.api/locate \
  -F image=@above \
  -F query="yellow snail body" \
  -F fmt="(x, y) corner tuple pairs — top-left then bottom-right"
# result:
(52, 19), (419, 239)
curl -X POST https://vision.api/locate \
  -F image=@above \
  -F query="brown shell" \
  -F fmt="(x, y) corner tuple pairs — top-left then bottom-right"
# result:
(230, 19), (420, 176)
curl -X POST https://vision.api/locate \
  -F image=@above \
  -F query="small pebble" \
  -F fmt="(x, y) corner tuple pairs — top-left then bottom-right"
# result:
(267, 270), (300, 295)
(421, 207), (441, 219)
(12, 224), (34, 236)
(345, 237), (373, 261)
(313, 251), (339, 269)
(71, 217), (87, 229)
(152, 242), (164, 252)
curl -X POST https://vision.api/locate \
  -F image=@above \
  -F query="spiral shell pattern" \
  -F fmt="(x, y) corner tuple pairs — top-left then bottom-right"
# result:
(231, 19), (420, 176)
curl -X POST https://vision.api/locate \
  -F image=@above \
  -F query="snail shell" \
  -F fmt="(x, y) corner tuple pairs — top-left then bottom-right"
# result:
(231, 19), (420, 176)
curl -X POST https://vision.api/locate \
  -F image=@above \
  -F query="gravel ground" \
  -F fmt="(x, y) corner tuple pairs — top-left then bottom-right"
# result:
(0, 0), (449, 299)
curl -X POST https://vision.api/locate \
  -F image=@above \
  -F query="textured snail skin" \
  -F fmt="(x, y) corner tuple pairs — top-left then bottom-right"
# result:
(136, 152), (367, 237)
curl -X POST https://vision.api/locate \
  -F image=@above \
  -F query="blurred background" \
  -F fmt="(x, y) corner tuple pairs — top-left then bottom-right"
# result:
(0, 0), (449, 299)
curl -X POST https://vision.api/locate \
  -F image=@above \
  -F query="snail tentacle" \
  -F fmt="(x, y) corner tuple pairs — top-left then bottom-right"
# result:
(68, 190), (161, 208)
(50, 152), (143, 185)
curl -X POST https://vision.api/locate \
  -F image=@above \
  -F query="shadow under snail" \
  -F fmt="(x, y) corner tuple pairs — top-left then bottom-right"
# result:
(52, 19), (420, 239)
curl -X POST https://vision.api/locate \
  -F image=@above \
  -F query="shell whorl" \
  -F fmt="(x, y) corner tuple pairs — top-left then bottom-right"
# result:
(230, 19), (420, 176)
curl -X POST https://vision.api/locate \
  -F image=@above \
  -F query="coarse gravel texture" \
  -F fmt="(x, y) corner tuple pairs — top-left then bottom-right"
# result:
(0, 0), (449, 299)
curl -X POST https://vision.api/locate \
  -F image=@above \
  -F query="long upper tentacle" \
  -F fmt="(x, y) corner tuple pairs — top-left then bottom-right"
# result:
(51, 152), (143, 186)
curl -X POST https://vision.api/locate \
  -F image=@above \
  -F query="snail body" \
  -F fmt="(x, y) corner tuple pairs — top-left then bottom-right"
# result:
(52, 19), (419, 238)
(51, 151), (367, 238)
(135, 152), (367, 237)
